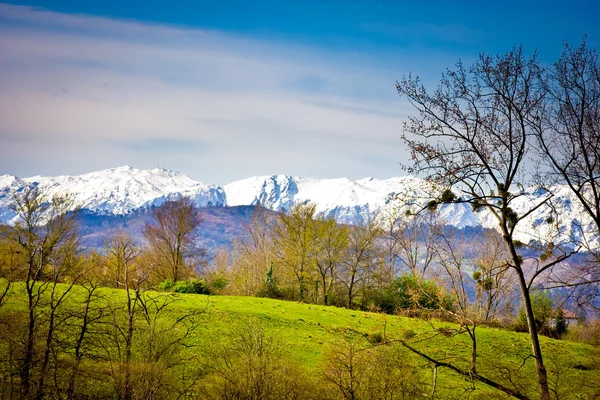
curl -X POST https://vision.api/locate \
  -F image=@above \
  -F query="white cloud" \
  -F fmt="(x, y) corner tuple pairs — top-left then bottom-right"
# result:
(0, 3), (415, 184)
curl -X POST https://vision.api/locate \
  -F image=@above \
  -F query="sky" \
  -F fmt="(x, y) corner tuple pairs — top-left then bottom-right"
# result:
(0, 0), (599, 185)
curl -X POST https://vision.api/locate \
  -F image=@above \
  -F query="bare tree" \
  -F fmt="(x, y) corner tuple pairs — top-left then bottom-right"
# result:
(143, 197), (204, 282)
(340, 220), (380, 309)
(229, 205), (278, 296)
(396, 47), (573, 399)
(94, 230), (142, 400)
(323, 338), (427, 400)
(201, 318), (312, 400)
(472, 231), (516, 323)
(0, 228), (19, 309)
(314, 216), (349, 306)
(538, 38), (600, 315)
(273, 203), (317, 301)
(540, 38), (600, 241)
(103, 230), (139, 289)
(8, 187), (83, 399)
(385, 211), (439, 280)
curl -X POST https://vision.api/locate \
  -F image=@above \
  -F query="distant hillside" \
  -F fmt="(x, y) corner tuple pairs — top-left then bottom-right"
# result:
(76, 205), (278, 252)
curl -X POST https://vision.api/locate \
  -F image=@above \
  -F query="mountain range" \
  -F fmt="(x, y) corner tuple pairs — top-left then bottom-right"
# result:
(0, 166), (597, 249)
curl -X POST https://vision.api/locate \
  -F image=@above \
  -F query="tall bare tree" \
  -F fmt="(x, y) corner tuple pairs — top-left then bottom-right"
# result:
(341, 220), (380, 309)
(8, 187), (82, 399)
(229, 205), (278, 296)
(314, 216), (349, 305)
(273, 203), (317, 301)
(540, 38), (600, 240)
(385, 211), (439, 280)
(396, 47), (572, 399)
(537, 39), (600, 315)
(143, 197), (204, 282)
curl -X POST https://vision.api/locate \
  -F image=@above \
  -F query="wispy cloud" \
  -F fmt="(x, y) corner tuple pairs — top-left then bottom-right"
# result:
(0, 3), (414, 183)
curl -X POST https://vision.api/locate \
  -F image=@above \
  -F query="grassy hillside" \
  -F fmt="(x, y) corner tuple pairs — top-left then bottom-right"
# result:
(1, 282), (598, 399)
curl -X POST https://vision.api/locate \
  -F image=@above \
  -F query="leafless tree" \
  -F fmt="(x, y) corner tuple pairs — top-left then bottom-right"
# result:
(143, 197), (204, 282)
(340, 219), (380, 309)
(229, 205), (278, 296)
(314, 216), (349, 306)
(540, 38), (600, 241)
(538, 38), (600, 315)
(472, 231), (517, 323)
(8, 187), (83, 399)
(273, 203), (317, 301)
(384, 211), (439, 280)
(396, 47), (573, 399)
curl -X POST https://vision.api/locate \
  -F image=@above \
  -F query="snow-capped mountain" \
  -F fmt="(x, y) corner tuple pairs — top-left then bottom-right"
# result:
(0, 166), (225, 224)
(224, 175), (597, 247)
(0, 167), (597, 247)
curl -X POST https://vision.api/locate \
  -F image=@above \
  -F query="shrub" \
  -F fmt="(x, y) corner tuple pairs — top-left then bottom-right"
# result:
(173, 279), (212, 295)
(199, 318), (315, 399)
(158, 279), (175, 291)
(368, 274), (454, 314)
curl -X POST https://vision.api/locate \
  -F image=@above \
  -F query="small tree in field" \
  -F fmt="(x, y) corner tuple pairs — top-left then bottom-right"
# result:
(396, 47), (573, 399)
(143, 197), (204, 282)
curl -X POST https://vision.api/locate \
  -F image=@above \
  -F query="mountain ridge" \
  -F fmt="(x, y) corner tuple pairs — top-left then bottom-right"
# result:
(0, 166), (597, 247)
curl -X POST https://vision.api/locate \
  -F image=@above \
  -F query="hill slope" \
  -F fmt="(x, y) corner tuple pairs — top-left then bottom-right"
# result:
(2, 283), (597, 399)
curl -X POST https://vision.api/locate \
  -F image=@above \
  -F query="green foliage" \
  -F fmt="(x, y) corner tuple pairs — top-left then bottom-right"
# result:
(440, 188), (457, 203)
(369, 274), (453, 314)
(426, 200), (438, 211)
(209, 276), (228, 291)
(257, 262), (284, 299)
(368, 332), (384, 344)
(554, 308), (568, 339)
(471, 199), (485, 213)
(473, 270), (493, 291)
(159, 278), (175, 291)
(516, 291), (554, 335)
(506, 207), (519, 229)
(173, 278), (212, 294)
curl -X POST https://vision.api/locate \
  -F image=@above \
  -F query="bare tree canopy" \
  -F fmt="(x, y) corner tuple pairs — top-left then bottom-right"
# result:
(396, 47), (567, 400)
(540, 38), (600, 243)
(143, 197), (204, 282)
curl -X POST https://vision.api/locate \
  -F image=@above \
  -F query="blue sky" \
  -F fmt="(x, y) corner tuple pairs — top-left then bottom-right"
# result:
(0, 0), (599, 184)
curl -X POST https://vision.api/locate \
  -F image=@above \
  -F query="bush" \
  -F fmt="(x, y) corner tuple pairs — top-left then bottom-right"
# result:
(173, 279), (212, 295)
(199, 318), (315, 399)
(567, 320), (600, 346)
(368, 275), (454, 314)
(158, 279), (175, 291)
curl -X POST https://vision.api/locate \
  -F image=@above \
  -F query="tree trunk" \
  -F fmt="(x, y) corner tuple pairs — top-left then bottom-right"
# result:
(347, 271), (356, 309)
(504, 234), (550, 400)
(21, 284), (36, 399)
(322, 273), (328, 306)
(517, 272), (550, 400)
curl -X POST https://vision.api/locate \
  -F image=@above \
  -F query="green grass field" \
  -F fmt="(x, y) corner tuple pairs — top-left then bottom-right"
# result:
(2, 282), (599, 399)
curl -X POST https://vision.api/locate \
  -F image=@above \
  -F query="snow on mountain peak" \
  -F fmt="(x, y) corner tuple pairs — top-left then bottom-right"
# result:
(0, 167), (597, 247)
(0, 166), (225, 223)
